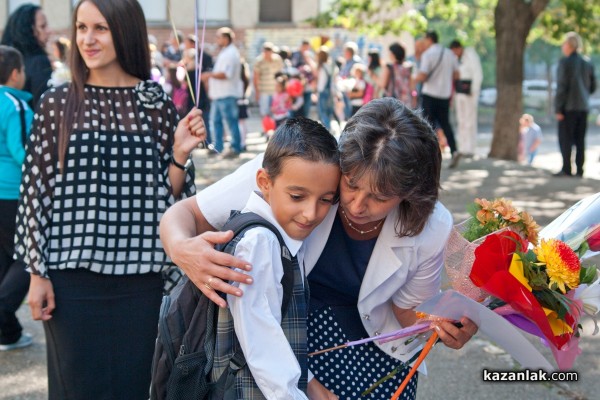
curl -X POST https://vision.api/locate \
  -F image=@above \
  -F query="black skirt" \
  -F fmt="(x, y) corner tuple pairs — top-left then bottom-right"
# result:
(45, 268), (163, 400)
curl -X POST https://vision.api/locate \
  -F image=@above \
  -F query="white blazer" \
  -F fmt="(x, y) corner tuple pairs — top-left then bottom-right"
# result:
(197, 154), (453, 363)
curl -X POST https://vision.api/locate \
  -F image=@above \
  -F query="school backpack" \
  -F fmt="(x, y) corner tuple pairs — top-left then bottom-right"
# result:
(149, 211), (295, 400)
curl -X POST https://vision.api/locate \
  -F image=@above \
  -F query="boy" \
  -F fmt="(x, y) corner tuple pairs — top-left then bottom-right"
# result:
(519, 113), (543, 165)
(0, 45), (34, 351)
(210, 118), (340, 399)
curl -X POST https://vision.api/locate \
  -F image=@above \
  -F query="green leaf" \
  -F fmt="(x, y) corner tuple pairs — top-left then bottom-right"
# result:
(580, 265), (598, 285)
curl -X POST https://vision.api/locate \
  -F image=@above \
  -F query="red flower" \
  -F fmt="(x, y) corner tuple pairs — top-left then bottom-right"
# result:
(469, 231), (574, 349)
(589, 224), (600, 252)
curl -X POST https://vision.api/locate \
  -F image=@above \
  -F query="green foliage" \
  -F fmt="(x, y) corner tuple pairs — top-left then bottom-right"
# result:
(310, 0), (600, 89)
(580, 265), (598, 285)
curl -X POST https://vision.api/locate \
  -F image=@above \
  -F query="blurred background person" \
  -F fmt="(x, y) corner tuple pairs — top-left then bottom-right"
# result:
(519, 113), (543, 165)
(1, 3), (52, 107)
(450, 40), (483, 159)
(48, 37), (71, 87)
(554, 31), (596, 177)
(380, 42), (413, 107)
(0, 45), (34, 352)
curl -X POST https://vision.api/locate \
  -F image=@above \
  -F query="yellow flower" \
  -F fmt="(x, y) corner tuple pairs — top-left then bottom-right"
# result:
(508, 253), (532, 291)
(543, 307), (573, 336)
(534, 239), (581, 293)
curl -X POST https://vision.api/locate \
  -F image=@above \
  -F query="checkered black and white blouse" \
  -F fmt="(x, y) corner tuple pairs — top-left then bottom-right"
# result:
(15, 81), (195, 278)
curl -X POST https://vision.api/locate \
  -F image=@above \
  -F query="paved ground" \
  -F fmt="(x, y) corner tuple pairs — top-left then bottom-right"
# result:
(1, 113), (599, 399)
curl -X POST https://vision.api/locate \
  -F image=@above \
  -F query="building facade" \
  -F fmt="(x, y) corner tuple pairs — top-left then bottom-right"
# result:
(1, 0), (413, 68)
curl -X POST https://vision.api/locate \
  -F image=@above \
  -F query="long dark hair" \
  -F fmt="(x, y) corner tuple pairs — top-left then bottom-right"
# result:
(59, 0), (151, 169)
(339, 97), (441, 237)
(1, 4), (45, 56)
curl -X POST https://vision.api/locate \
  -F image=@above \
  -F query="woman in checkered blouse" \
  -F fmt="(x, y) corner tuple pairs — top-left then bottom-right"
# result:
(14, 1), (205, 398)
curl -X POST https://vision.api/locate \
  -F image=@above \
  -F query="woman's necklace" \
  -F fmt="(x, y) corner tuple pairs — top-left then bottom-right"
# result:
(339, 208), (384, 235)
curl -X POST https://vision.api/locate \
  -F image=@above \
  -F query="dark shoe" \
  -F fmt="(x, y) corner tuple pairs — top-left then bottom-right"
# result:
(575, 172), (584, 178)
(449, 153), (462, 169)
(0, 333), (33, 351)
(552, 171), (572, 177)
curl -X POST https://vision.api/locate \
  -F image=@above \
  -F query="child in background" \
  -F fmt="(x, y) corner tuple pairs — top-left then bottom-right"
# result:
(348, 63), (367, 116)
(211, 118), (340, 398)
(271, 76), (291, 127)
(519, 113), (543, 165)
(0, 45), (34, 351)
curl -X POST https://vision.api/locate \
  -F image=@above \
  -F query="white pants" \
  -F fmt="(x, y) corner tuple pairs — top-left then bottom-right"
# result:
(455, 92), (479, 155)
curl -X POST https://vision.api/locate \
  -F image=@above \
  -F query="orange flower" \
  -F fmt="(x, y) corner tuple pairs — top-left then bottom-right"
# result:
(521, 211), (540, 245)
(476, 209), (495, 224)
(534, 239), (581, 293)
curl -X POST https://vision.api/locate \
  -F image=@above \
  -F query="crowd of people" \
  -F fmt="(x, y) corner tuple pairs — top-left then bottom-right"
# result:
(145, 28), (487, 166)
(0, 1), (596, 399)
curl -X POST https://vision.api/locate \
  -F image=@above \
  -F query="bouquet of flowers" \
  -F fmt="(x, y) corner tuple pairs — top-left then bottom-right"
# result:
(446, 195), (600, 370)
(445, 198), (540, 301)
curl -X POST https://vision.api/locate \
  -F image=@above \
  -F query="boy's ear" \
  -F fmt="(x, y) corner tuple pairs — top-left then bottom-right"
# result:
(9, 68), (19, 83)
(256, 168), (271, 192)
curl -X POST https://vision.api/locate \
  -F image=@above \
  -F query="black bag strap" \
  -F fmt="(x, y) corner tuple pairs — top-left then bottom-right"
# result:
(426, 47), (445, 81)
(5, 92), (27, 148)
(214, 210), (296, 381)
(219, 210), (295, 315)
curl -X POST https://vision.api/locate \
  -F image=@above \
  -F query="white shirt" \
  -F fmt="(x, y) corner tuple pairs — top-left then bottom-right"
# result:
(197, 155), (453, 373)
(457, 47), (483, 95)
(420, 43), (459, 99)
(228, 191), (308, 399)
(209, 43), (242, 100)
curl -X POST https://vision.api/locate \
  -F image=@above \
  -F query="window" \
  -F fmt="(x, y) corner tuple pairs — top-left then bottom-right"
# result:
(70, 0), (168, 21)
(197, 0), (229, 22)
(9, 0), (40, 13)
(139, 0), (168, 22)
(259, 0), (292, 23)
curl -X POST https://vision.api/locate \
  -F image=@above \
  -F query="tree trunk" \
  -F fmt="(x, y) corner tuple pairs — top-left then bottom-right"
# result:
(489, 0), (549, 160)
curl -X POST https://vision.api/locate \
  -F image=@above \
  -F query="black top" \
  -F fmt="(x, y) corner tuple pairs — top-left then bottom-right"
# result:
(15, 81), (196, 278)
(308, 213), (377, 340)
(24, 52), (52, 108)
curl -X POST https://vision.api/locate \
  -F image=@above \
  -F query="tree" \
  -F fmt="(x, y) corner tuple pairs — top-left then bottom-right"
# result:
(489, 0), (548, 160)
(313, 0), (600, 160)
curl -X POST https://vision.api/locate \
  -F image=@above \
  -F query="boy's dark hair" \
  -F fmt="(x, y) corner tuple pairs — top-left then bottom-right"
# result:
(0, 45), (24, 84)
(340, 97), (441, 237)
(389, 42), (406, 64)
(263, 117), (339, 180)
(425, 31), (439, 43)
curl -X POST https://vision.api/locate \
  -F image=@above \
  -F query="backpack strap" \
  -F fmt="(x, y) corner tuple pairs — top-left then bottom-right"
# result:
(214, 210), (296, 379)
(5, 92), (27, 148)
(219, 210), (295, 315)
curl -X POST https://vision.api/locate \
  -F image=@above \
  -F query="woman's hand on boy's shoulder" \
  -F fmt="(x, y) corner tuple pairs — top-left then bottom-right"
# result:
(173, 230), (254, 308)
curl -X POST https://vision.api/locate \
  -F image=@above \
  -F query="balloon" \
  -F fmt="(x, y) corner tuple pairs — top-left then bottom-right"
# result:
(286, 78), (303, 97)
(262, 116), (276, 132)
